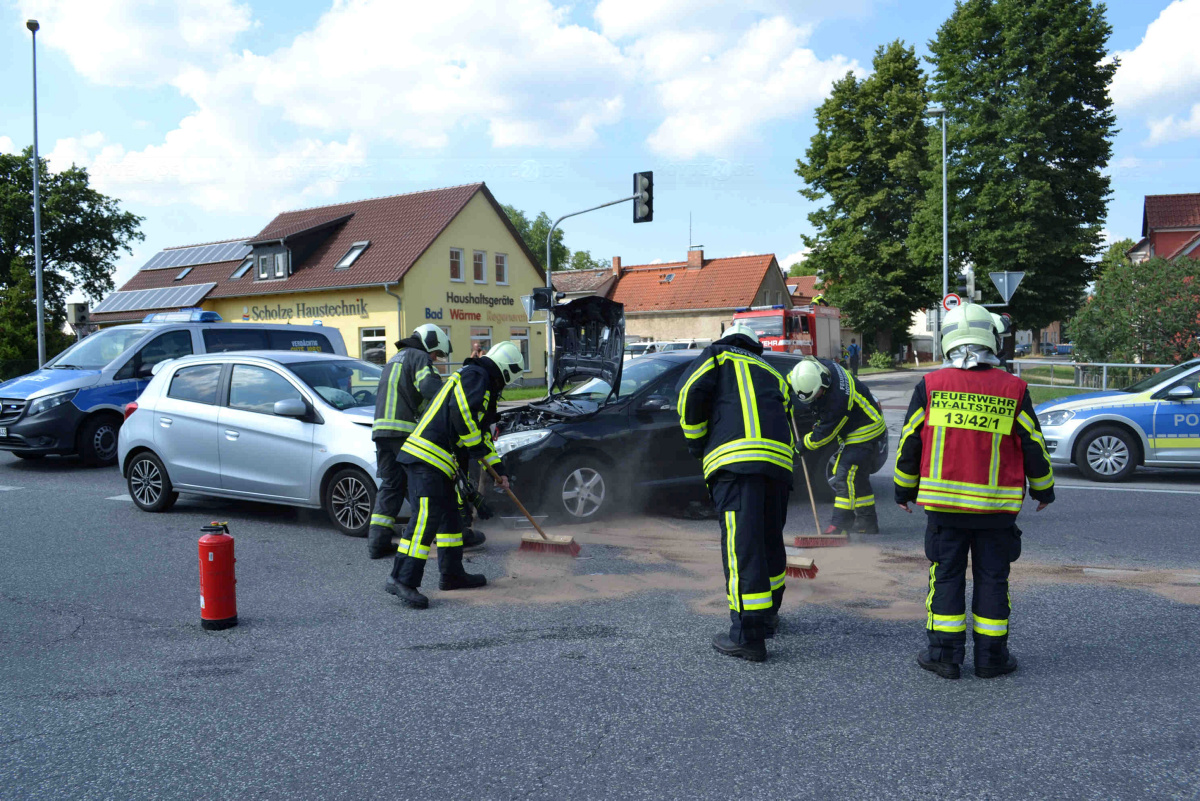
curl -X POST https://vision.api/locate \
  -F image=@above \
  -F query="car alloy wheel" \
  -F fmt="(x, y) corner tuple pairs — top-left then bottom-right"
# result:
(1086, 435), (1129, 476)
(130, 458), (163, 506)
(561, 467), (606, 519)
(332, 474), (371, 532)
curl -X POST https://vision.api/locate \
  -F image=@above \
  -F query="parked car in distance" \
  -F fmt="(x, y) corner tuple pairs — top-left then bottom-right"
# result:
(118, 351), (387, 536)
(1014, 343), (1032, 356)
(0, 310), (346, 466)
(1036, 358), (1200, 482)
(624, 341), (658, 361)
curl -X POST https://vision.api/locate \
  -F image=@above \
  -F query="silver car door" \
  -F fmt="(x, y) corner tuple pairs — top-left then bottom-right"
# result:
(218, 364), (315, 499)
(154, 362), (224, 488)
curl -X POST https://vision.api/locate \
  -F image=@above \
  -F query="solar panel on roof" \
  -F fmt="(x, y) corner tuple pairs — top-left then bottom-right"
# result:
(93, 282), (217, 314)
(138, 241), (251, 271)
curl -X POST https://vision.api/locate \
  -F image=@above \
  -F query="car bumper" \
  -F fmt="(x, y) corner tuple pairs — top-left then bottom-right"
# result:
(0, 402), (86, 454)
(1040, 419), (1085, 466)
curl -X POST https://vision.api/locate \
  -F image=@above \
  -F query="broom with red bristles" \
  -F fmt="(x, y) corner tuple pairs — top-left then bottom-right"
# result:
(793, 450), (848, 549)
(785, 555), (818, 579)
(483, 464), (581, 557)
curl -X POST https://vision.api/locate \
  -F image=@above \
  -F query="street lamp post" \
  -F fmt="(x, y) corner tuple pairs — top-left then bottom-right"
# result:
(27, 19), (46, 367)
(926, 106), (948, 360)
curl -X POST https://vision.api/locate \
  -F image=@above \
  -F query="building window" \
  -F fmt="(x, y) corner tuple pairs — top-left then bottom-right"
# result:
(175, 267), (192, 281)
(435, 325), (452, 375)
(274, 252), (287, 279)
(360, 327), (387, 365)
(510, 327), (530, 373)
(336, 241), (370, 270)
(495, 253), (508, 285)
(471, 326), (492, 356)
(450, 248), (464, 282)
(258, 255), (270, 280)
(473, 251), (486, 284)
(231, 257), (253, 280)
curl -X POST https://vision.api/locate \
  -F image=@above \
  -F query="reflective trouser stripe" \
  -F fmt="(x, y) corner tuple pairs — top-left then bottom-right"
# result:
(436, 533), (463, 548)
(398, 538), (412, 555)
(769, 572), (785, 592)
(370, 514), (395, 529)
(726, 511), (740, 612)
(973, 615), (1009, 636)
(925, 562), (937, 629)
(853, 494), (875, 508)
(931, 613), (967, 632)
(741, 591), (773, 611)
(404, 498), (431, 560)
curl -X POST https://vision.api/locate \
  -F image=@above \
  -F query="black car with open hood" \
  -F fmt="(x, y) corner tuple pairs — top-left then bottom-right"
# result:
(549, 296), (625, 399)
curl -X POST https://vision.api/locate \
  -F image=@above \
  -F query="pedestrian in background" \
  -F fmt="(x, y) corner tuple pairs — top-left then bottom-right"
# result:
(847, 339), (861, 377)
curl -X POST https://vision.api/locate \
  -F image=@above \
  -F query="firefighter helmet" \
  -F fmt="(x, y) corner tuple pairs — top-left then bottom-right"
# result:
(485, 341), (525, 386)
(788, 358), (831, 403)
(413, 323), (452, 357)
(719, 322), (760, 345)
(940, 303), (998, 354)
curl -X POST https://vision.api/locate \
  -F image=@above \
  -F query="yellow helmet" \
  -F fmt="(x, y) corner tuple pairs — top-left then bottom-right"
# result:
(485, 341), (525, 386)
(720, 322), (759, 344)
(788, 358), (831, 403)
(941, 303), (998, 354)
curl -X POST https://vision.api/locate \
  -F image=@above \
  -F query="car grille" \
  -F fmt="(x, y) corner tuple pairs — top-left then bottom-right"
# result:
(0, 435), (28, 448)
(0, 398), (26, 425)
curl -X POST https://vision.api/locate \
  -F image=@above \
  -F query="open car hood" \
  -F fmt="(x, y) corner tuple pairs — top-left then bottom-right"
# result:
(551, 296), (625, 398)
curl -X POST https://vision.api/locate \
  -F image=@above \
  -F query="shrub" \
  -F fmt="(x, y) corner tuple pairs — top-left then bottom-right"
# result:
(867, 351), (892, 370)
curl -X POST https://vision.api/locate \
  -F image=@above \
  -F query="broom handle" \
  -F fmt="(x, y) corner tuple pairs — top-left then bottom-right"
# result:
(800, 453), (822, 537)
(482, 463), (549, 541)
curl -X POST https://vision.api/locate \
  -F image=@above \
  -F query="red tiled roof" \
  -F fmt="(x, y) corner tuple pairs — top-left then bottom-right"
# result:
(1164, 230), (1200, 260)
(99, 183), (545, 305)
(785, 275), (819, 298)
(609, 254), (778, 313)
(551, 268), (615, 295)
(1143, 193), (1200, 235)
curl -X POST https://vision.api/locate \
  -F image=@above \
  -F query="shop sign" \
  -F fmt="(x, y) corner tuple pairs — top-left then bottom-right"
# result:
(444, 291), (516, 308)
(248, 298), (370, 321)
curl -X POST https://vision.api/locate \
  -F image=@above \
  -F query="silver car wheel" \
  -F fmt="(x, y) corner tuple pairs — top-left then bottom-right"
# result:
(130, 459), (162, 506)
(1086, 435), (1129, 476)
(561, 468), (605, 519)
(332, 475), (371, 531)
(93, 424), (118, 461)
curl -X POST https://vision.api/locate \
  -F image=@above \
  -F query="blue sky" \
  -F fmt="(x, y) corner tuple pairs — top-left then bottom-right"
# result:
(2, 0), (1198, 303)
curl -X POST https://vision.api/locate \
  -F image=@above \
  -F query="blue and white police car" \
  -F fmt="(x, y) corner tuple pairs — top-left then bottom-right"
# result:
(0, 311), (345, 466)
(1035, 359), (1200, 482)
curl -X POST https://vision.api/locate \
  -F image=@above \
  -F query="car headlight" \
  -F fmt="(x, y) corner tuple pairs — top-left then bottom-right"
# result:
(1037, 409), (1075, 428)
(494, 429), (551, 457)
(27, 389), (78, 417)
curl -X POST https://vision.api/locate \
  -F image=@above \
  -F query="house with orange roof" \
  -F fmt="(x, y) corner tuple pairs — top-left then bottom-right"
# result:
(1128, 193), (1200, 263)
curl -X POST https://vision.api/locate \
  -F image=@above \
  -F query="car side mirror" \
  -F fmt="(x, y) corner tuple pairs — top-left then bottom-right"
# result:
(1167, 385), (1195, 401)
(274, 398), (309, 418)
(639, 395), (675, 412)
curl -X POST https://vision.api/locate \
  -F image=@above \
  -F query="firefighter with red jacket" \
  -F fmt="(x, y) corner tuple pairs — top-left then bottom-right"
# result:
(894, 303), (1055, 680)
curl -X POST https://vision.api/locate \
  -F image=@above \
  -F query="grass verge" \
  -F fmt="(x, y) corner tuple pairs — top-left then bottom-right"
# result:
(1029, 386), (1093, 405)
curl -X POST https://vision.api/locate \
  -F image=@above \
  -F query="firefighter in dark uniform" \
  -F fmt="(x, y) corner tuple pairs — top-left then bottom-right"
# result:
(677, 323), (795, 662)
(367, 324), (451, 559)
(385, 341), (524, 609)
(788, 357), (887, 535)
(894, 303), (1055, 679)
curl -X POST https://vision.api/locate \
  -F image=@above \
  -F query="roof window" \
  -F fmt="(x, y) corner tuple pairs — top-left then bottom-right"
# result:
(175, 267), (192, 281)
(335, 241), (370, 270)
(660, 273), (675, 283)
(230, 257), (254, 280)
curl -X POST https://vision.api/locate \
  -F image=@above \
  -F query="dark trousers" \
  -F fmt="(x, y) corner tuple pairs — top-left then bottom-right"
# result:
(830, 443), (877, 530)
(454, 447), (476, 531)
(710, 473), (790, 643)
(368, 439), (408, 547)
(849, 356), (859, 377)
(925, 521), (1022, 667)
(390, 463), (465, 588)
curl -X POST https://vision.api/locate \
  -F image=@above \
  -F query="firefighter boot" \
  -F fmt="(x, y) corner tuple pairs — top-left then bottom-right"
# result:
(439, 571), (487, 590)
(854, 510), (880, 536)
(917, 649), (961, 680)
(463, 528), (487, 551)
(367, 525), (396, 559)
(976, 653), (1018, 679)
(765, 613), (780, 639)
(386, 553), (430, 608)
(712, 633), (766, 662)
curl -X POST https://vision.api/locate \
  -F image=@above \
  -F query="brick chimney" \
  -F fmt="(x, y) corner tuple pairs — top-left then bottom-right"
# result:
(687, 248), (704, 268)
(611, 256), (622, 278)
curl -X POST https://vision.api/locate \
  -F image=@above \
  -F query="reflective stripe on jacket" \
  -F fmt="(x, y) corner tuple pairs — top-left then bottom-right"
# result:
(893, 366), (1055, 515)
(676, 337), (796, 482)
(372, 343), (443, 441)
(399, 361), (504, 478)
(803, 360), (886, 449)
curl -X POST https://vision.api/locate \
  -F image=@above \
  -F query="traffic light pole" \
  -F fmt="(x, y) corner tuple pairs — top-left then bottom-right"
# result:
(544, 193), (640, 389)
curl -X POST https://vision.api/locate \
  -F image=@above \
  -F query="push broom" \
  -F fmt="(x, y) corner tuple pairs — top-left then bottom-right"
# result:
(793, 450), (848, 549)
(482, 464), (581, 557)
(785, 455), (820, 579)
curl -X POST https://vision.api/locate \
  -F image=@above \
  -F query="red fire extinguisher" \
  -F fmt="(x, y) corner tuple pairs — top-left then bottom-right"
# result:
(198, 522), (237, 630)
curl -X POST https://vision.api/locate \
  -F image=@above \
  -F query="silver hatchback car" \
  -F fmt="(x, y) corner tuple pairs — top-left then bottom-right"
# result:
(117, 351), (391, 536)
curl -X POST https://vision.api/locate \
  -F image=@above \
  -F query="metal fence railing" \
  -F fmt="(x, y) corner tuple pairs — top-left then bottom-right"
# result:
(1012, 359), (1174, 392)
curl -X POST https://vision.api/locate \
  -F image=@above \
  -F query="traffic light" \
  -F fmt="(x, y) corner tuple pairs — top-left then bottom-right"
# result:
(531, 286), (564, 311)
(955, 270), (979, 302)
(633, 171), (653, 223)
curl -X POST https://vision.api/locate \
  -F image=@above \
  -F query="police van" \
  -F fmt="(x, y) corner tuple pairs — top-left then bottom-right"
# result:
(1035, 358), (1200, 481)
(0, 311), (346, 466)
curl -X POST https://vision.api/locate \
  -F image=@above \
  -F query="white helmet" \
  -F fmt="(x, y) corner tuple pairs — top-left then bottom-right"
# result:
(412, 324), (452, 357)
(485, 341), (525, 386)
(940, 303), (997, 354)
(720, 322), (760, 344)
(788, 358), (831, 403)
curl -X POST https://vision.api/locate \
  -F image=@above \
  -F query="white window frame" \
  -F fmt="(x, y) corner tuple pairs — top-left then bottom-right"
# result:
(359, 326), (387, 364)
(470, 325), (492, 355)
(450, 248), (465, 283)
(258, 255), (270, 280)
(510, 326), (530, 373)
(495, 253), (508, 286)
(473, 251), (487, 284)
(274, 252), (287, 279)
(335, 241), (370, 270)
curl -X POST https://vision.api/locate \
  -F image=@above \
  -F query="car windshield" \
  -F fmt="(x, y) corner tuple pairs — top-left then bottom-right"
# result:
(48, 326), (153, 370)
(744, 316), (783, 337)
(1122, 361), (1200, 393)
(568, 357), (674, 402)
(290, 359), (382, 410)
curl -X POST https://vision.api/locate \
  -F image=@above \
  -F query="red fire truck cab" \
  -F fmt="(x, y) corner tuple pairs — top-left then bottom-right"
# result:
(731, 304), (842, 360)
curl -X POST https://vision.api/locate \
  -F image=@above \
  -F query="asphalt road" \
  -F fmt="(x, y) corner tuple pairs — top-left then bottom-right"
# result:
(2, 370), (1199, 800)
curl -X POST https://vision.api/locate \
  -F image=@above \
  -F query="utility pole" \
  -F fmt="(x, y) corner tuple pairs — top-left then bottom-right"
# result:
(926, 106), (949, 361)
(28, 19), (47, 367)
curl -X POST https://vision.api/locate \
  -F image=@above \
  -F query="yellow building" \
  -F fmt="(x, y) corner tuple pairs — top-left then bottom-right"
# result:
(91, 183), (547, 384)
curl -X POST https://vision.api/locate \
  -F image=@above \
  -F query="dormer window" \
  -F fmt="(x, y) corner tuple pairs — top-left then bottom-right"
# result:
(335, 241), (370, 270)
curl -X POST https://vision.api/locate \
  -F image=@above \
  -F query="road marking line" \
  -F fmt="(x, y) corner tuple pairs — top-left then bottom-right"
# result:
(106, 494), (134, 501)
(1055, 483), (1200, 496)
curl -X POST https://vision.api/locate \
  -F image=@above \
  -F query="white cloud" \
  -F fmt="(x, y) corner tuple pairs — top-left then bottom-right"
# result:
(779, 247), (811, 267)
(1110, 0), (1200, 111)
(0, 136), (15, 154)
(19, 0), (254, 87)
(1145, 102), (1200, 146)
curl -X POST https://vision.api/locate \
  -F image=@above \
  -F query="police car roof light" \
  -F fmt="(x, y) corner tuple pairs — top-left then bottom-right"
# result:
(142, 309), (223, 323)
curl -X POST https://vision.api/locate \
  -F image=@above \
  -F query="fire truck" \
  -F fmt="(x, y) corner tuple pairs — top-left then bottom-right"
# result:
(731, 303), (842, 359)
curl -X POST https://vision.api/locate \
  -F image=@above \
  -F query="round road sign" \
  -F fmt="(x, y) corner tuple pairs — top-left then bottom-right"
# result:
(942, 293), (962, 312)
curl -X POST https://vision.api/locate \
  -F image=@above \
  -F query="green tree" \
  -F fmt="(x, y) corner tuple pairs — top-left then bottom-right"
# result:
(0, 256), (73, 375)
(502, 204), (569, 272)
(568, 250), (610, 271)
(1, 146), (143, 310)
(796, 41), (932, 352)
(788, 262), (818, 277)
(1066, 257), (1200, 364)
(911, 0), (1117, 331)
(1098, 238), (1135, 275)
